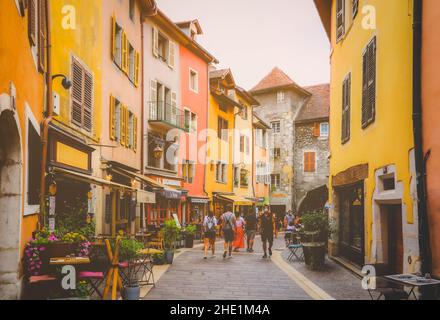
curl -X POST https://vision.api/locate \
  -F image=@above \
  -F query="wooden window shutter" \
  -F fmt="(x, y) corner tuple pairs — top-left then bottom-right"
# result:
(304, 152), (316, 173)
(313, 122), (320, 137)
(28, 0), (37, 46)
(362, 37), (376, 128)
(111, 14), (116, 60)
(133, 116), (138, 152)
(353, 0), (359, 18)
(120, 105), (126, 146)
(134, 51), (140, 87)
(342, 74), (351, 143)
(168, 41), (175, 69)
(38, 0), (47, 73)
(110, 95), (116, 140)
(336, 0), (345, 41)
(83, 70), (93, 132)
(71, 59), (84, 127)
(152, 27), (159, 58)
(122, 31), (128, 73)
(125, 107), (130, 147)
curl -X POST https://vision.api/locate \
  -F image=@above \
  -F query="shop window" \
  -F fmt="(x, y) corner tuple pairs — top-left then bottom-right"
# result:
(27, 121), (41, 205)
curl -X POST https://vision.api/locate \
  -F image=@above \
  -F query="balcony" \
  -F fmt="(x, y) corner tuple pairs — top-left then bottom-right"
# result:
(148, 101), (187, 131)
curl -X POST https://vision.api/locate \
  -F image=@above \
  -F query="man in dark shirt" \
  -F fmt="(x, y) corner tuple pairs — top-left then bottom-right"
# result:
(260, 206), (277, 259)
(245, 211), (257, 253)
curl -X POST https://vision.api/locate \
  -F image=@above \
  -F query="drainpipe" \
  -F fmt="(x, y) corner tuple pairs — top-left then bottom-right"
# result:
(39, 0), (53, 229)
(412, 0), (432, 276)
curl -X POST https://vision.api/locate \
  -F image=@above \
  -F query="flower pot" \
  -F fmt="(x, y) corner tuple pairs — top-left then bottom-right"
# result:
(302, 242), (326, 271)
(185, 234), (194, 248)
(165, 250), (174, 264)
(122, 286), (140, 301)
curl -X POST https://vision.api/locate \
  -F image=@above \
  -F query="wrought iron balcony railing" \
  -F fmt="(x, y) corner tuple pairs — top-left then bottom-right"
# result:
(148, 101), (187, 131)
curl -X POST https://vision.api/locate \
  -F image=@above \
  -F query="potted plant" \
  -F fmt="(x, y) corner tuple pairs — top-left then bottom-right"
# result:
(119, 238), (144, 300)
(183, 224), (197, 248)
(152, 252), (165, 265)
(163, 220), (181, 264)
(300, 211), (329, 271)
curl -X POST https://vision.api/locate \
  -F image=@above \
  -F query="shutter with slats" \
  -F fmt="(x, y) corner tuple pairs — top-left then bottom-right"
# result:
(28, 0), (37, 46)
(336, 0), (345, 41)
(133, 116), (138, 152)
(152, 27), (159, 58)
(111, 14), (116, 60)
(168, 41), (175, 69)
(71, 59), (84, 127)
(150, 80), (157, 120)
(313, 123), (320, 137)
(122, 31), (128, 73)
(121, 105), (126, 146)
(134, 51), (140, 87)
(362, 37), (376, 128)
(342, 74), (351, 143)
(110, 95), (116, 140)
(38, 0), (47, 72)
(83, 70), (93, 132)
(125, 107), (130, 147)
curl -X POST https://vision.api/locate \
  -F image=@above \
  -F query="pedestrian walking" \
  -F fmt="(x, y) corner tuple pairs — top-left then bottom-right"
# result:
(203, 211), (218, 259)
(260, 206), (277, 259)
(284, 210), (295, 245)
(233, 212), (245, 252)
(221, 204), (236, 259)
(245, 211), (257, 252)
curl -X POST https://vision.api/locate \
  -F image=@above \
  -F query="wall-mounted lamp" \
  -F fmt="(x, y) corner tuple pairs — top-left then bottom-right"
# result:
(52, 74), (72, 90)
(153, 145), (163, 159)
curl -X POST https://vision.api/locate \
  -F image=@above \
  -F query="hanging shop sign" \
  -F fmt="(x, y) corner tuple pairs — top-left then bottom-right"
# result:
(190, 197), (209, 204)
(137, 190), (156, 204)
(48, 125), (94, 174)
(49, 196), (56, 216)
(162, 179), (181, 187)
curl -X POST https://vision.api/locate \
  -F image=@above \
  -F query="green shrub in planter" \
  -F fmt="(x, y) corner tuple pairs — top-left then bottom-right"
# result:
(301, 211), (329, 271)
(163, 220), (181, 264)
(184, 224), (196, 248)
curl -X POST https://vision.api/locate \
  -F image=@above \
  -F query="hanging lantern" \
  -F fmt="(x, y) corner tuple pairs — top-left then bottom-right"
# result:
(154, 145), (163, 159)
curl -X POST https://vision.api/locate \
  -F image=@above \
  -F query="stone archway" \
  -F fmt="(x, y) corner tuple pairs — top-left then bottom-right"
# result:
(0, 109), (23, 299)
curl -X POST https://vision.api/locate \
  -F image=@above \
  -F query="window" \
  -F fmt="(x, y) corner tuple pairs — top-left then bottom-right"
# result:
(246, 136), (250, 155)
(128, 44), (135, 82)
(110, 96), (137, 151)
(218, 117), (229, 141)
(271, 121), (281, 134)
(148, 133), (164, 168)
(189, 69), (198, 93)
(342, 74), (351, 143)
(304, 152), (316, 173)
(28, 0), (47, 73)
(240, 104), (248, 120)
(71, 58), (93, 132)
(27, 121), (41, 206)
(272, 148), (281, 158)
(271, 174), (281, 189)
(336, 0), (345, 42)
(129, 0), (135, 21)
(164, 140), (178, 171)
(216, 162), (227, 183)
(320, 123), (329, 138)
(352, 0), (359, 19)
(277, 91), (285, 104)
(240, 135), (245, 153)
(153, 27), (175, 69)
(240, 169), (249, 187)
(184, 109), (191, 131)
(362, 37), (377, 128)
(191, 112), (197, 133)
(113, 21), (123, 68)
(182, 160), (195, 184)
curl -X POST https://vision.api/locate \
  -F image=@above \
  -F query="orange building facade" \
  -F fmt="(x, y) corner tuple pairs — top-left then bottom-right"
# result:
(422, 0), (440, 278)
(0, 0), (47, 298)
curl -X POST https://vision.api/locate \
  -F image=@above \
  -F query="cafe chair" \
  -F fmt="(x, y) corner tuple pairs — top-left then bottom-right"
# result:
(287, 232), (304, 262)
(366, 264), (409, 300)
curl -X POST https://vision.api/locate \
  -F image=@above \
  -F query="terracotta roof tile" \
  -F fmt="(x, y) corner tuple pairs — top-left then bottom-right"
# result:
(295, 84), (330, 122)
(250, 67), (302, 92)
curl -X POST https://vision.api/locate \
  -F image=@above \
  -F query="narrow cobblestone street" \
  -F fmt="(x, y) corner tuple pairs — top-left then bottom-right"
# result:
(143, 235), (368, 300)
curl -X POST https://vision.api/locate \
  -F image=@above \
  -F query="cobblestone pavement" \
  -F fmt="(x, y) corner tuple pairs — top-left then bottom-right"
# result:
(144, 236), (312, 300)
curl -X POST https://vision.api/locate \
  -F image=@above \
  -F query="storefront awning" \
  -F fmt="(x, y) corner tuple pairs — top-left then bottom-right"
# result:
(163, 188), (182, 199)
(112, 167), (166, 189)
(218, 194), (253, 206)
(52, 167), (136, 190)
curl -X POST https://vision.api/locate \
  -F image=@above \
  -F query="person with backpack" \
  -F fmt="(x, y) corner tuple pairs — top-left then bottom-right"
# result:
(221, 204), (236, 259)
(203, 211), (218, 259)
(260, 205), (277, 259)
(245, 211), (257, 253)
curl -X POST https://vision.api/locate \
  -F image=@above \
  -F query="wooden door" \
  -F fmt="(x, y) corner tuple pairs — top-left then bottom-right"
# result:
(388, 205), (403, 274)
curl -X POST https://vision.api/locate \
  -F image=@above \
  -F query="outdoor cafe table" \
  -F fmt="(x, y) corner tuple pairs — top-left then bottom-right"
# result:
(49, 257), (91, 266)
(382, 274), (440, 300)
(133, 248), (164, 287)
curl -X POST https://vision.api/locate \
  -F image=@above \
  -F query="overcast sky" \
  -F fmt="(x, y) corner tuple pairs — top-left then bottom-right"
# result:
(156, 0), (330, 90)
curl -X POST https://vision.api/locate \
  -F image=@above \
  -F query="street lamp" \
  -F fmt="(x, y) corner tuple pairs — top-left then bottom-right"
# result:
(52, 74), (72, 90)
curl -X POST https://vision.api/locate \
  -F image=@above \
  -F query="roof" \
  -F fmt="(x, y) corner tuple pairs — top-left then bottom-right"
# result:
(295, 84), (330, 123)
(235, 86), (260, 106)
(313, 0), (331, 41)
(175, 20), (203, 35)
(209, 68), (232, 80)
(253, 112), (271, 129)
(250, 67), (310, 96)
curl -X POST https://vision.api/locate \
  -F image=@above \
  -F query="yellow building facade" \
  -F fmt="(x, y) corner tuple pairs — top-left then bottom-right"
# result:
(315, 0), (420, 273)
(205, 69), (238, 217)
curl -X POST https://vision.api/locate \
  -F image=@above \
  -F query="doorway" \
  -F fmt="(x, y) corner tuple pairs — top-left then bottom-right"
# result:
(0, 110), (22, 299)
(382, 204), (404, 274)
